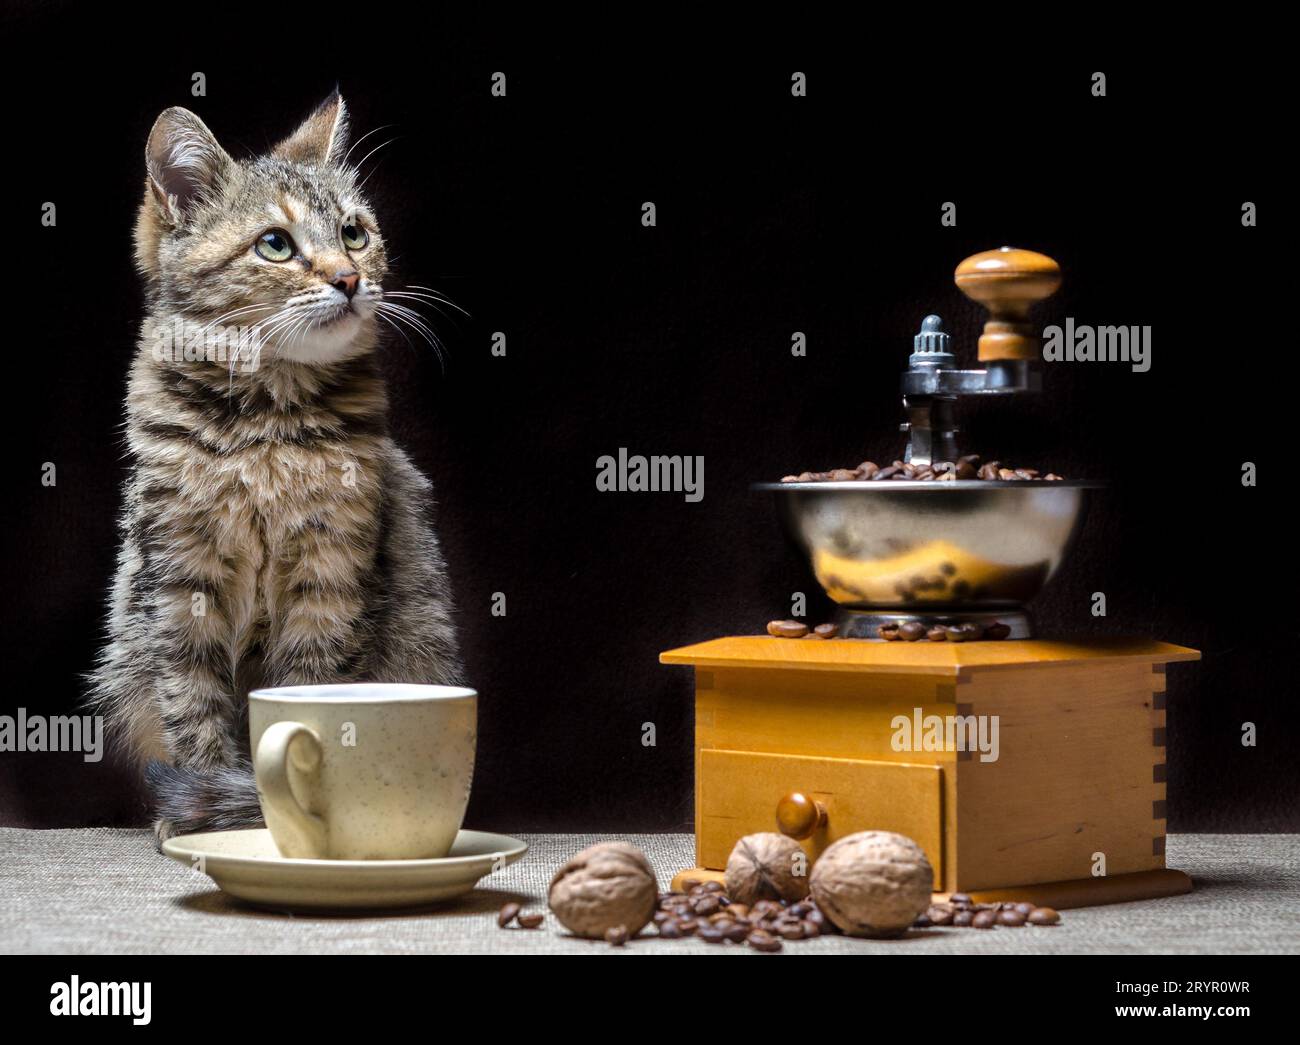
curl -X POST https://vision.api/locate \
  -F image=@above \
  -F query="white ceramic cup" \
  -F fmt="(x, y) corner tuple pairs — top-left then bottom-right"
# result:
(250, 684), (477, 860)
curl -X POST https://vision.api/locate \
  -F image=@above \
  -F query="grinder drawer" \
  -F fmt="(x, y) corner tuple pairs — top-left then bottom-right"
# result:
(697, 748), (943, 886)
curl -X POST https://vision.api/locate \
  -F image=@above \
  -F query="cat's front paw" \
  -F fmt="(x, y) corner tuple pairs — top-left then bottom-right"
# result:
(152, 816), (178, 850)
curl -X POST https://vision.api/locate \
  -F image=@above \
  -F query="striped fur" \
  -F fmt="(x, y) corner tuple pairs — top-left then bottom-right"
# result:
(88, 94), (460, 843)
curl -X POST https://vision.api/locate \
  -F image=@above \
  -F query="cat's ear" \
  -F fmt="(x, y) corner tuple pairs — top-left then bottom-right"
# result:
(273, 91), (349, 167)
(143, 107), (233, 227)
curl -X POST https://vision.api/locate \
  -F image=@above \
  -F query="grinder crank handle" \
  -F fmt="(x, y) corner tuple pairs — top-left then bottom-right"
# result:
(954, 247), (1061, 362)
(776, 791), (827, 840)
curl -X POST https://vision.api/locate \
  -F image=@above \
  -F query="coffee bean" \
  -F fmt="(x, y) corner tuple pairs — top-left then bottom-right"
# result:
(725, 921), (750, 943)
(697, 925), (725, 943)
(804, 907), (828, 929)
(778, 922), (805, 940)
(1045, 473), (1064, 481)
(857, 461), (880, 478)
(950, 893), (972, 906)
(658, 921), (682, 938)
(960, 622), (984, 641)
(873, 465), (899, 480)
(997, 910), (1026, 927)
(696, 897), (723, 917)
(952, 910), (974, 926)
(680, 878), (701, 891)
(800, 918), (821, 938)
(978, 462), (1001, 480)
(828, 468), (858, 481)
(985, 622), (1012, 640)
(676, 917), (699, 934)
(926, 626), (948, 641)
(780, 475), (799, 483)
(766, 620), (808, 638)
(497, 902), (521, 928)
(899, 621), (926, 641)
(747, 930), (783, 952)
(945, 625), (969, 642)
(927, 906), (954, 926)
(1027, 907), (1060, 926)
(605, 925), (629, 946)
(955, 460), (978, 479)
(972, 911), (997, 929)
(702, 881), (725, 893)
(998, 468), (1018, 481)
(878, 623), (902, 641)
(913, 914), (932, 928)
(813, 623), (839, 639)
(517, 912), (544, 929)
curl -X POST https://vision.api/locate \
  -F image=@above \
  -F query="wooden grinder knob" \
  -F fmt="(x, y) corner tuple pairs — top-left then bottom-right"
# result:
(776, 791), (827, 840)
(954, 247), (1061, 362)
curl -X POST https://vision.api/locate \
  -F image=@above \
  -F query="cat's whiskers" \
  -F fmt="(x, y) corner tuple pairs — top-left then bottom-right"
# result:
(373, 310), (417, 355)
(353, 137), (401, 192)
(224, 305), (296, 391)
(373, 299), (446, 372)
(193, 302), (278, 342)
(340, 124), (394, 171)
(406, 285), (471, 318)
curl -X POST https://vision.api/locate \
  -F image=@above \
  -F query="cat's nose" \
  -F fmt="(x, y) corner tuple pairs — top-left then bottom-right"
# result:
(331, 270), (360, 299)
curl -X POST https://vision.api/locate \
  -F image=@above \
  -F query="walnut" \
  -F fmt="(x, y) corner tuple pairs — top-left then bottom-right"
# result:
(809, 831), (933, 938)
(725, 832), (811, 906)
(547, 842), (658, 939)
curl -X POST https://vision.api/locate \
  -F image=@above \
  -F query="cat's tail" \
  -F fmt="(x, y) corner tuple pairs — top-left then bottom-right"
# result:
(145, 760), (264, 840)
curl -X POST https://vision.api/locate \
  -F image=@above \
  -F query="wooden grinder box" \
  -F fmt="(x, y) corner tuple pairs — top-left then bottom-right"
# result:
(660, 636), (1200, 908)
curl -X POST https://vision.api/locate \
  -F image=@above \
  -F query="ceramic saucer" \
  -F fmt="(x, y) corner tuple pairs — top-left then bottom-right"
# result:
(163, 828), (527, 910)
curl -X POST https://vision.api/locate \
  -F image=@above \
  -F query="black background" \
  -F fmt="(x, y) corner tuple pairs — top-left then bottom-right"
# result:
(2, 12), (1292, 833)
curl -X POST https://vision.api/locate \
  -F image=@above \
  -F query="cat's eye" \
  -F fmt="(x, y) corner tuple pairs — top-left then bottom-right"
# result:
(341, 223), (369, 251)
(255, 229), (295, 262)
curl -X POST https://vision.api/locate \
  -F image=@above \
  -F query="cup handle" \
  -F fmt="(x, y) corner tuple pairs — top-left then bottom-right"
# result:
(255, 721), (327, 858)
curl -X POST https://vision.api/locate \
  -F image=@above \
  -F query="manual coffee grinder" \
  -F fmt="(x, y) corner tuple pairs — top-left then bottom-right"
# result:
(660, 247), (1199, 908)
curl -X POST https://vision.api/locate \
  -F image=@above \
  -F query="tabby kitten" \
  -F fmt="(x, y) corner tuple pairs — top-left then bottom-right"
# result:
(88, 93), (461, 841)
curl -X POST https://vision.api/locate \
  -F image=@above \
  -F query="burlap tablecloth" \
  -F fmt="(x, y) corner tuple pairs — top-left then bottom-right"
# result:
(2, 830), (1296, 954)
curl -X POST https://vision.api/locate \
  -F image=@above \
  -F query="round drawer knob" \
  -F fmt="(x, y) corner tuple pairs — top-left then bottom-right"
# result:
(776, 791), (827, 840)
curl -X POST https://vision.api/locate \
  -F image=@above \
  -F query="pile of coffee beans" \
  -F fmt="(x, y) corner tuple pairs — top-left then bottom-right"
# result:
(766, 620), (838, 639)
(880, 620), (1011, 642)
(918, 894), (1060, 929)
(497, 903), (545, 929)
(500, 885), (1061, 948)
(765, 619), (1011, 641)
(781, 455), (1064, 483)
(654, 878), (834, 952)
